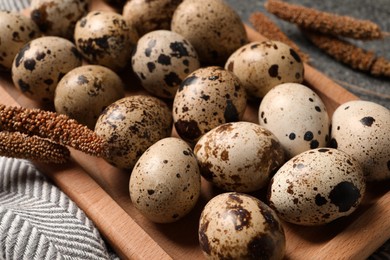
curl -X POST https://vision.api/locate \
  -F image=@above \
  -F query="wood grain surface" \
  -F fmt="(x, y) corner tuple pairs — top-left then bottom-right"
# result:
(0, 0), (389, 259)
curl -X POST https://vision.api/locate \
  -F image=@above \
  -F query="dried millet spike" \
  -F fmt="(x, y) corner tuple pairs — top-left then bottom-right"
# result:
(303, 30), (390, 77)
(0, 131), (70, 163)
(249, 11), (309, 62)
(265, 0), (384, 40)
(0, 105), (108, 157)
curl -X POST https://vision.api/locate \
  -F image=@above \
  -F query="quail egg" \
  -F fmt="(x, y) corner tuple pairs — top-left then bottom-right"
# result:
(268, 148), (366, 226)
(11, 36), (82, 102)
(130, 137), (201, 223)
(173, 66), (247, 143)
(74, 11), (138, 71)
(194, 122), (285, 192)
(94, 95), (172, 170)
(171, 0), (248, 65)
(30, 0), (89, 39)
(330, 100), (390, 181)
(123, 0), (183, 36)
(0, 11), (41, 71)
(131, 30), (200, 99)
(199, 192), (286, 260)
(226, 41), (304, 98)
(54, 65), (125, 129)
(259, 82), (330, 159)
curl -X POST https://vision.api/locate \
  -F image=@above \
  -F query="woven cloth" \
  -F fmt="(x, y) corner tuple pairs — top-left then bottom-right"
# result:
(0, 157), (118, 260)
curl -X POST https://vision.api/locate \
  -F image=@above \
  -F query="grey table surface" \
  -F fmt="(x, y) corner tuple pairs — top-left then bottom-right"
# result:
(226, 0), (390, 110)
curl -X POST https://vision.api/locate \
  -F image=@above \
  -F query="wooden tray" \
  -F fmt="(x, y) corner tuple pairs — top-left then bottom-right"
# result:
(1, 1), (390, 259)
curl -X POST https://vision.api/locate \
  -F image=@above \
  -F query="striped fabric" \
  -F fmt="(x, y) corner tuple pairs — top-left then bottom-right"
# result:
(0, 0), (30, 11)
(0, 157), (117, 259)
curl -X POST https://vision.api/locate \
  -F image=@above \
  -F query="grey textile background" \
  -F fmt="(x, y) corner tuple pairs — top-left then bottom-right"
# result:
(0, 0), (389, 259)
(0, 157), (118, 260)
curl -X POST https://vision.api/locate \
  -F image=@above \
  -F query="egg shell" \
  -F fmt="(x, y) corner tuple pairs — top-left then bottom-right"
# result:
(259, 82), (330, 159)
(11, 36), (82, 102)
(199, 192), (286, 260)
(171, 0), (248, 65)
(54, 65), (125, 129)
(0, 11), (41, 71)
(330, 100), (390, 181)
(122, 0), (183, 37)
(94, 95), (172, 170)
(74, 11), (138, 71)
(129, 137), (201, 223)
(173, 66), (247, 143)
(225, 41), (304, 98)
(131, 30), (200, 99)
(194, 122), (285, 192)
(268, 148), (366, 226)
(30, 0), (89, 39)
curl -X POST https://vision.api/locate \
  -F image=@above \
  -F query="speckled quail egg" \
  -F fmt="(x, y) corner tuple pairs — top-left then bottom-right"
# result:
(131, 30), (200, 99)
(74, 11), (138, 71)
(171, 0), (248, 65)
(173, 66), (247, 143)
(194, 122), (285, 192)
(268, 148), (366, 226)
(123, 0), (183, 36)
(330, 100), (390, 181)
(94, 95), (172, 170)
(54, 65), (125, 129)
(258, 82), (330, 159)
(0, 11), (41, 71)
(225, 41), (304, 98)
(129, 137), (201, 223)
(11, 36), (82, 102)
(199, 192), (286, 260)
(30, 0), (89, 39)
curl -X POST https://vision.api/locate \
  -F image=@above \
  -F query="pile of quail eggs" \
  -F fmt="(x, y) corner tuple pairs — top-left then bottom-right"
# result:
(1, 0), (389, 259)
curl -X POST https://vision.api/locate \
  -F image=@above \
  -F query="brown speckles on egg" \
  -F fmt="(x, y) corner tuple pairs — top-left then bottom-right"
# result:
(289, 48), (301, 63)
(23, 59), (36, 71)
(303, 131), (314, 141)
(173, 66), (247, 143)
(268, 148), (365, 225)
(195, 122), (285, 192)
(199, 192), (286, 259)
(199, 220), (211, 255)
(174, 119), (202, 141)
(14, 43), (31, 68)
(11, 36), (82, 102)
(95, 95), (172, 170)
(258, 83), (330, 159)
(268, 64), (280, 78)
(123, 0), (183, 37)
(132, 30), (200, 99)
(171, 0), (248, 65)
(331, 100), (390, 181)
(0, 12), (41, 71)
(129, 137), (201, 223)
(329, 181), (361, 212)
(30, 0), (89, 39)
(315, 194), (328, 206)
(74, 11), (138, 72)
(54, 65), (125, 129)
(226, 40), (304, 98)
(360, 116), (375, 126)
